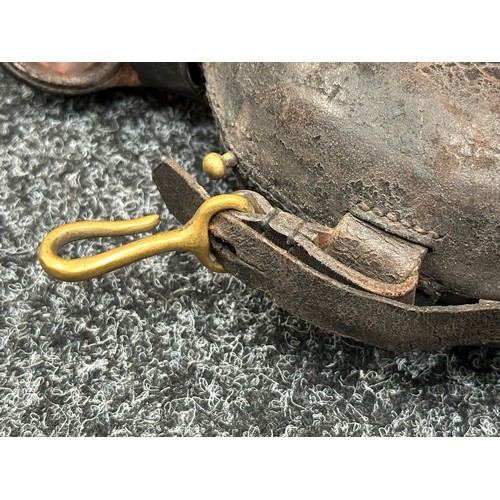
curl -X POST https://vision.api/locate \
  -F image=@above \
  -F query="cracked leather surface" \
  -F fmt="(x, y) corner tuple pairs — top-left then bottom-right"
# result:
(203, 63), (500, 302)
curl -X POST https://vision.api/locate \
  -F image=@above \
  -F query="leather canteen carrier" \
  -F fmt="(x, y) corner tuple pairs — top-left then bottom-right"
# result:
(7, 62), (499, 350)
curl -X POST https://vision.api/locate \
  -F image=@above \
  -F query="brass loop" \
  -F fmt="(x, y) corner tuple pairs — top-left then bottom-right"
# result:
(38, 194), (254, 281)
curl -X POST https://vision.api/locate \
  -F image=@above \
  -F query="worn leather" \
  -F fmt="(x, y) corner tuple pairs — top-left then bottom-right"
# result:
(202, 63), (500, 303)
(153, 160), (500, 351)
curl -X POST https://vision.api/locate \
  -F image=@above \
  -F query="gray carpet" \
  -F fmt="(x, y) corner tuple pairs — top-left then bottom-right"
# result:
(1, 67), (499, 437)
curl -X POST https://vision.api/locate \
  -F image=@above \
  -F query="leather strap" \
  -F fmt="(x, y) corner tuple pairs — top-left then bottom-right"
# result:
(130, 63), (203, 96)
(153, 160), (500, 351)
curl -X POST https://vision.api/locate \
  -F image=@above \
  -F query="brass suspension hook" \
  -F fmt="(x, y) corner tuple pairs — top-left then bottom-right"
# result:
(38, 194), (254, 282)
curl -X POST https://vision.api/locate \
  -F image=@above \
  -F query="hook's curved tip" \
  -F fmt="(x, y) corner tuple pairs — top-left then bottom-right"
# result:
(38, 214), (162, 281)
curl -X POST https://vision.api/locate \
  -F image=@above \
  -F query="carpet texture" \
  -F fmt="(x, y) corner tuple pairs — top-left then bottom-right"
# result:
(0, 67), (499, 437)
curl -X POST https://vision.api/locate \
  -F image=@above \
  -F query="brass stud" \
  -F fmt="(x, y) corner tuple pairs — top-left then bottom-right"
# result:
(202, 151), (238, 180)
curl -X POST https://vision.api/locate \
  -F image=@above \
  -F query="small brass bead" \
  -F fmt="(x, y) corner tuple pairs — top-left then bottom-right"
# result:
(202, 152), (238, 180)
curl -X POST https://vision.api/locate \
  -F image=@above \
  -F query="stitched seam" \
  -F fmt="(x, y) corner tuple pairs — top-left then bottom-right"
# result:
(355, 202), (441, 240)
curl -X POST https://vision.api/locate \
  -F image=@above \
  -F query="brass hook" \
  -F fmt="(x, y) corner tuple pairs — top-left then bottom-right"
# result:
(38, 194), (254, 281)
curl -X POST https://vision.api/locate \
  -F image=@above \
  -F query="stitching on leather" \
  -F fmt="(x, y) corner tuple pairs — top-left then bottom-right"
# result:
(355, 202), (441, 240)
